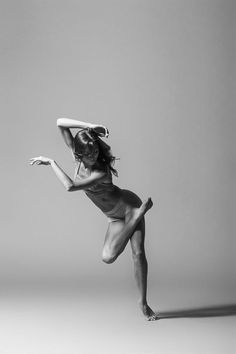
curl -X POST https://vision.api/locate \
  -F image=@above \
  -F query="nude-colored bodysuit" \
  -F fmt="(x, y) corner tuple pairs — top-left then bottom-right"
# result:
(76, 164), (127, 222)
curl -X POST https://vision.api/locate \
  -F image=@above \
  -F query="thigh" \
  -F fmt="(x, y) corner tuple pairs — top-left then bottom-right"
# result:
(103, 219), (126, 249)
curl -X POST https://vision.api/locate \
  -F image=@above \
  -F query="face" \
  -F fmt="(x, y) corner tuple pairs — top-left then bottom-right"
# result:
(74, 143), (99, 166)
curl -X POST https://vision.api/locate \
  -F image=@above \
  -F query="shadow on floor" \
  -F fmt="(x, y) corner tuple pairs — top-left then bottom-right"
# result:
(159, 304), (236, 319)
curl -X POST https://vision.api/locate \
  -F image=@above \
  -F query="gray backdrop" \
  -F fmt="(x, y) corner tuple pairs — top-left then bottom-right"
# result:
(1, 0), (235, 303)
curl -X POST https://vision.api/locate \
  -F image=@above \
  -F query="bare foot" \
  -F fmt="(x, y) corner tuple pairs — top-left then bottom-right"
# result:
(140, 303), (159, 321)
(139, 198), (153, 216)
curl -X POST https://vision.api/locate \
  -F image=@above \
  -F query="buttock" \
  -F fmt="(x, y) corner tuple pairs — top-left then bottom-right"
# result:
(120, 189), (142, 208)
(104, 197), (127, 223)
(104, 189), (142, 223)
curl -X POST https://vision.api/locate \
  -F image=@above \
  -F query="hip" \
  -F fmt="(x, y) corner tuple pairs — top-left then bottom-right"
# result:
(103, 189), (142, 222)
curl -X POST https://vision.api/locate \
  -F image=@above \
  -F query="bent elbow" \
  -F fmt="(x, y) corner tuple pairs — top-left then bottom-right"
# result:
(57, 118), (67, 127)
(57, 118), (62, 127)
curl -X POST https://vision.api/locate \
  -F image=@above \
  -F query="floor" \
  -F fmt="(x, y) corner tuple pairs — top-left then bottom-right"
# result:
(0, 285), (235, 354)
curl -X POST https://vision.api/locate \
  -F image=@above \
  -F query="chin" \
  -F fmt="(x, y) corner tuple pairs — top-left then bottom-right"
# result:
(85, 160), (96, 167)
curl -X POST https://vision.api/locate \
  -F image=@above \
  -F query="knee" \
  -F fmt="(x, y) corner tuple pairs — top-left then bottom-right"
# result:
(102, 250), (117, 264)
(132, 250), (146, 262)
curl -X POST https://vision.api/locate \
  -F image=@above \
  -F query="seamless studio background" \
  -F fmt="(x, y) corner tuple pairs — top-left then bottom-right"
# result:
(0, 0), (235, 338)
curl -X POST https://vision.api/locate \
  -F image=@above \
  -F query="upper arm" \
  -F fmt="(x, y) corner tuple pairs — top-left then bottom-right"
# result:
(68, 170), (107, 192)
(57, 123), (74, 150)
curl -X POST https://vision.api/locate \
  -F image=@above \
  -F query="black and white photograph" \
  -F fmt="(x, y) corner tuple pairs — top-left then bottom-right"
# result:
(1, 0), (235, 353)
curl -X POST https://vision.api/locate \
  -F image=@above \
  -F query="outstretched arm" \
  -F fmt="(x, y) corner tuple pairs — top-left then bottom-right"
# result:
(29, 156), (106, 192)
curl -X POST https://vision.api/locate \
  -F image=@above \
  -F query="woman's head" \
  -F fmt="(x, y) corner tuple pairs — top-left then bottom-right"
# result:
(73, 129), (99, 166)
(73, 128), (118, 176)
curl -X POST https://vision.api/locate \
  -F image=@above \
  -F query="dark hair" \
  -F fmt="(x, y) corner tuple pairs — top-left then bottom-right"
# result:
(73, 128), (118, 177)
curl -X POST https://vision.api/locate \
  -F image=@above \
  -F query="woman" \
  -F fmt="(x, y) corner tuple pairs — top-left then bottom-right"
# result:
(30, 118), (158, 321)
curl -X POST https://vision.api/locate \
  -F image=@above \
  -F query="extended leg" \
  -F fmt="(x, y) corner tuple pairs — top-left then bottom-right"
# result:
(130, 217), (159, 321)
(130, 217), (147, 305)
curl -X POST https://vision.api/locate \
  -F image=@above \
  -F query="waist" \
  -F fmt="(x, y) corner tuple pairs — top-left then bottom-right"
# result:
(84, 185), (122, 212)
(85, 183), (115, 195)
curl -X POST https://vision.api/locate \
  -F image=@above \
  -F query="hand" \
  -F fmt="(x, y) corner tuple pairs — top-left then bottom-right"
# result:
(29, 156), (53, 166)
(92, 125), (109, 138)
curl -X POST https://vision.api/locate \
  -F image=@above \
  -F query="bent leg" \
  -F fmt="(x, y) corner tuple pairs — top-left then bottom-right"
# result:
(102, 211), (140, 263)
(102, 198), (153, 264)
(102, 219), (126, 263)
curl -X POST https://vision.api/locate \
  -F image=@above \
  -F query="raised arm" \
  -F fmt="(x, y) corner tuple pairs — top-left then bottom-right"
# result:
(57, 118), (109, 146)
(57, 118), (95, 130)
(56, 118), (89, 151)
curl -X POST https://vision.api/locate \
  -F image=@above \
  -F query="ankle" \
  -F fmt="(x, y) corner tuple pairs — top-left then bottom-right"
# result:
(138, 299), (148, 308)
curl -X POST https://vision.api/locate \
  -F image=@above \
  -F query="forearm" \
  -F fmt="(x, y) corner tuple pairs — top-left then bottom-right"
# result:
(57, 118), (95, 129)
(50, 160), (74, 191)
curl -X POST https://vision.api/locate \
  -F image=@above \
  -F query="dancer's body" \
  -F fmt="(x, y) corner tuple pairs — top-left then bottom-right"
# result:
(30, 118), (158, 321)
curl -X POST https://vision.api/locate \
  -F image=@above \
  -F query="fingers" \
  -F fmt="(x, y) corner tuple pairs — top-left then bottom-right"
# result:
(29, 160), (40, 165)
(29, 157), (42, 165)
(29, 156), (52, 166)
(104, 127), (109, 138)
(94, 125), (109, 138)
(29, 158), (36, 165)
